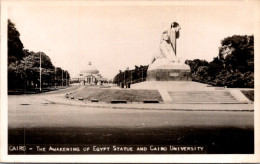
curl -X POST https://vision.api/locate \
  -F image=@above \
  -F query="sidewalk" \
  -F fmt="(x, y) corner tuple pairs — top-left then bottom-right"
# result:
(44, 93), (254, 111)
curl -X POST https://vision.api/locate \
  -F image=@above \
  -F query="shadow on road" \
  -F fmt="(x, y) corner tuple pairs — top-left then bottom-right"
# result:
(8, 126), (254, 154)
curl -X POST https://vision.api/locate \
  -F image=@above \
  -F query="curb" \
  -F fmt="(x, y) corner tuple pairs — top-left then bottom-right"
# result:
(44, 95), (254, 112)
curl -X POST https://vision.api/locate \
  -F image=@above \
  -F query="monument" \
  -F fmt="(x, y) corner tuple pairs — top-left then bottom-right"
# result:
(132, 21), (250, 105)
(147, 21), (191, 81)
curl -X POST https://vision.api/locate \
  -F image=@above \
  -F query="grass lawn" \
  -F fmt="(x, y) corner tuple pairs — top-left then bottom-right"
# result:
(70, 86), (163, 103)
(241, 90), (254, 101)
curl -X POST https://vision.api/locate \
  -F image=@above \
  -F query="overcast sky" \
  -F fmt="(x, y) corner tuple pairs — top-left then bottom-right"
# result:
(7, 1), (258, 79)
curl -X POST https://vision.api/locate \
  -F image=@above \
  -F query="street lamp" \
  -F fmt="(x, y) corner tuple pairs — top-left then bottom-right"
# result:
(54, 66), (56, 89)
(142, 69), (143, 82)
(39, 52), (42, 91)
(62, 70), (63, 87)
(124, 71), (125, 85)
(124, 67), (129, 85)
(130, 71), (132, 84)
(66, 71), (67, 86)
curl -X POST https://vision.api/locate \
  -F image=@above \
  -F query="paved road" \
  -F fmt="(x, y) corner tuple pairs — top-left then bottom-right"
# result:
(8, 86), (254, 154)
(9, 96), (253, 128)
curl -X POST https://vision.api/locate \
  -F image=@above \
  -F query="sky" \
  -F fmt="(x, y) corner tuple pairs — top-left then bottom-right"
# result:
(7, 1), (258, 79)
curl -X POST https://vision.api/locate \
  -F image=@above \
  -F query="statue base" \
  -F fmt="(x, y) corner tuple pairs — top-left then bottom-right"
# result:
(147, 60), (191, 81)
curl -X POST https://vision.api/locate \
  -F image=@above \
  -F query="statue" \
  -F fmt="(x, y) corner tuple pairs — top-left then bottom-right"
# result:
(168, 22), (181, 55)
(147, 21), (191, 81)
(151, 21), (181, 65)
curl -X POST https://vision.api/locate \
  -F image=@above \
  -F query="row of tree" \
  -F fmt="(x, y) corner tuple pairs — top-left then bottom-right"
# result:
(8, 19), (70, 91)
(185, 35), (254, 88)
(113, 65), (148, 85)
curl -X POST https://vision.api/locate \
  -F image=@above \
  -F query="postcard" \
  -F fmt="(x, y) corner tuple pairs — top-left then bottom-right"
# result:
(1, 0), (260, 163)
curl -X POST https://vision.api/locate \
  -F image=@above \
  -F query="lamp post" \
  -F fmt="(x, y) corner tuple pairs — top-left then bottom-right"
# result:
(39, 52), (42, 91)
(62, 70), (63, 87)
(125, 67), (129, 85)
(118, 73), (119, 86)
(142, 69), (143, 82)
(54, 67), (56, 89)
(124, 71), (125, 85)
(131, 70), (132, 84)
(66, 71), (67, 86)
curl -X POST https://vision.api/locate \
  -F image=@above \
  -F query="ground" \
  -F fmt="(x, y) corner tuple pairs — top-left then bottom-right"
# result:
(7, 85), (254, 154)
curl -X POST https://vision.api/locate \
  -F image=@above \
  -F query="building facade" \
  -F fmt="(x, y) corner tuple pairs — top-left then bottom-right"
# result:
(71, 62), (108, 85)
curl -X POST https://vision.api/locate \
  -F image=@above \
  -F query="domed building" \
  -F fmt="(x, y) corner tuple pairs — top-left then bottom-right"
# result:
(80, 62), (100, 75)
(71, 62), (108, 85)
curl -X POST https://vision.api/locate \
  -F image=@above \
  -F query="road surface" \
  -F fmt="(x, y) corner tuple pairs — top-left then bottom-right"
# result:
(7, 86), (254, 154)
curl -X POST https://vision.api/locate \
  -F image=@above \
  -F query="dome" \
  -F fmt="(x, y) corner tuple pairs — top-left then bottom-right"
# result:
(80, 62), (99, 74)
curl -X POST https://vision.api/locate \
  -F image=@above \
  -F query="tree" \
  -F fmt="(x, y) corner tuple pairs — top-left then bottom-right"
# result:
(206, 57), (223, 77)
(219, 35), (254, 73)
(8, 19), (24, 64)
(186, 35), (254, 88)
(8, 19), (71, 91)
(113, 65), (149, 85)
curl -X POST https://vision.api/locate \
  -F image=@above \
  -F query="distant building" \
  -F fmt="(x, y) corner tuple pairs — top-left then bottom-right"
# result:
(71, 62), (108, 85)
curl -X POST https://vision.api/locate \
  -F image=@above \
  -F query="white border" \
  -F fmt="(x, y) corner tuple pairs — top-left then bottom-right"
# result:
(1, 0), (260, 163)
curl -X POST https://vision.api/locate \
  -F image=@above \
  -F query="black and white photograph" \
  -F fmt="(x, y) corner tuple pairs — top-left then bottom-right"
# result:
(1, 0), (260, 163)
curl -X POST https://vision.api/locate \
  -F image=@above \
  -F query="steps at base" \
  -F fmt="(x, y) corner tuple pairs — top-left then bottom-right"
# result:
(131, 81), (249, 104)
(168, 91), (239, 103)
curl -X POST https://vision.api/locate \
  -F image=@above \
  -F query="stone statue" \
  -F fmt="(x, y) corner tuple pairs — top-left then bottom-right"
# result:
(168, 22), (181, 55)
(147, 21), (191, 81)
(151, 21), (181, 64)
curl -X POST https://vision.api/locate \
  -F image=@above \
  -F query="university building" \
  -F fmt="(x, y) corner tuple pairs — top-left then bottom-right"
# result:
(71, 62), (108, 85)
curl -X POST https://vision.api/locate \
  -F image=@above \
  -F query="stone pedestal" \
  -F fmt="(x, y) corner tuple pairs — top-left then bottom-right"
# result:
(147, 61), (191, 81)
